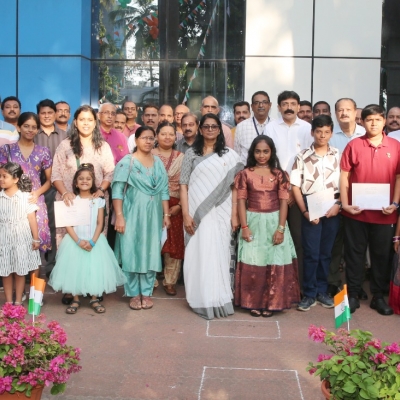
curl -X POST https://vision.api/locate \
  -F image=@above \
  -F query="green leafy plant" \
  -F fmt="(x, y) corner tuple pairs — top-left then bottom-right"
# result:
(0, 304), (81, 397)
(307, 325), (400, 399)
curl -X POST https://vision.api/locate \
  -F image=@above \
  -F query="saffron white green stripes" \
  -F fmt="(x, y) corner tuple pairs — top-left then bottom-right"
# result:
(334, 284), (351, 329)
(28, 275), (46, 316)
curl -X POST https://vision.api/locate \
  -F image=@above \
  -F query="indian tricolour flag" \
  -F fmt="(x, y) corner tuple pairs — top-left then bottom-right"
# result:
(334, 284), (351, 329)
(28, 275), (46, 318)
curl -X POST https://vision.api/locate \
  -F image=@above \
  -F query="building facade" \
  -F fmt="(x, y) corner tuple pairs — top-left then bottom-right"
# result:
(1, 0), (396, 123)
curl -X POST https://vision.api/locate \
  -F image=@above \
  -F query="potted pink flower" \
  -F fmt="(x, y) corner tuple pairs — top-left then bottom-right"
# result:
(307, 324), (400, 399)
(0, 303), (81, 398)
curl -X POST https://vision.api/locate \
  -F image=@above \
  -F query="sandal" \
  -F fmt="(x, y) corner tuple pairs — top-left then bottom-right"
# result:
(89, 299), (106, 314)
(66, 300), (80, 314)
(129, 295), (142, 310)
(250, 309), (261, 317)
(62, 294), (73, 305)
(141, 296), (153, 310)
(262, 310), (273, 318)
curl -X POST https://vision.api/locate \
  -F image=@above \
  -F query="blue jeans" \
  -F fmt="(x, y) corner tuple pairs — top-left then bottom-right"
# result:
(302, 214), (340, 298)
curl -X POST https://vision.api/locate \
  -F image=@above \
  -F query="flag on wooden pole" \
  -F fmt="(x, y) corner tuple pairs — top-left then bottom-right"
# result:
(28, 275), (46, 317)
(334, 284), (351, 329)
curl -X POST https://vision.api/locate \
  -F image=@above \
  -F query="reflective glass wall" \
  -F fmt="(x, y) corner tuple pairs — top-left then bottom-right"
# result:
(92, 0), (246, 125)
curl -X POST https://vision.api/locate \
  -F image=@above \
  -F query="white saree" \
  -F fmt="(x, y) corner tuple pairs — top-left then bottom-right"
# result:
(184, 149), (243, 319)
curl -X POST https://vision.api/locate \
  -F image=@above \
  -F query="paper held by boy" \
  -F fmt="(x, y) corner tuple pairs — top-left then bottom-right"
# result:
(352, 183), (390, 210)
(54, 198), (91, 227)
(306, 189), (336, 221)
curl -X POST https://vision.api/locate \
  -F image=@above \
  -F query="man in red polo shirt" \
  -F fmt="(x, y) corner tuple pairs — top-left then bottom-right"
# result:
(340, 104), (400, 316)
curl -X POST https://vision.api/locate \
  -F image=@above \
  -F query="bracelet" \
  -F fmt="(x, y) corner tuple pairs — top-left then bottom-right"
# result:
(61, 191), (68, 199)
(277, 226), (285, 234)
(393, 236), (400, 243)
(98, 187), (105, 194)
(32, 239), (40, 243)
(89, 239), (95, 247)
(76, 238), (81, 245)
(302, 210), (308, 215)
(164, 214), (171, 217)
(392, 202), (399, 209)
(241, 225), (249, 230)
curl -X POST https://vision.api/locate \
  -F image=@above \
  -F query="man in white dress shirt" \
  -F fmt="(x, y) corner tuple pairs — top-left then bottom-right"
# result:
(234, 91), (273, 165)
(264, 90), (313, 291)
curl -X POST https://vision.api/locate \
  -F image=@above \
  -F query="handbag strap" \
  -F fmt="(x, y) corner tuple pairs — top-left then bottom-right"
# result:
(5, 144), (12, 163)
(122, 155), (135, 198)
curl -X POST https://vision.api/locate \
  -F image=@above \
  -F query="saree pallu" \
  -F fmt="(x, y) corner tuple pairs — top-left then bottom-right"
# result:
(183, 150), (243, 320)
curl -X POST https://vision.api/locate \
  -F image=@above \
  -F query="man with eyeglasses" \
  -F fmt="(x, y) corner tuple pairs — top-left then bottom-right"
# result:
(98, 103), (129, 165)
(234, 91), (273, 164)
(55, 101), (70, 133)
(122, 101), (140, 139)
(0, 96), (19, 146)
(174, 104), (189, 137)
(34, 99), (69, 279)
(200, 96), (233, 148)
(176, 112), (199, 154)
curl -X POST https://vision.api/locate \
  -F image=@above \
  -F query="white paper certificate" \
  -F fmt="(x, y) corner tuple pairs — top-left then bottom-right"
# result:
(352, 183), (390, 210)
(161, 227), (168, 248)
(54, 198), (91, 228)
(306, 189), (336, 221)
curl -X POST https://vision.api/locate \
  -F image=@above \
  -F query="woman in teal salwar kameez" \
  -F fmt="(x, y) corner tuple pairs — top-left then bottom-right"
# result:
(112, 126), (170, 310)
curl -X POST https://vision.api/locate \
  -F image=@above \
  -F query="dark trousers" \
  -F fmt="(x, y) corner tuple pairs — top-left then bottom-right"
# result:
(288, 203), (303, 290)
(328, 215), (343, 287)
(343, 216), (394, 298)
(44, 186), (57, 274)
(302, 215), (340, 298)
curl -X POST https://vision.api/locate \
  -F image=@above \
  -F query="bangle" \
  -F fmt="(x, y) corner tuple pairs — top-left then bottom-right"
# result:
(164, 214), (171, 217)
(89, 239), (95, 247)
(61, 191), (68, 199)
(302, 210), (308, 215)
(241, 225), (249, 230)
(393, 236), (400, 243)
(76, 238), (81, 245)
(32, 239), (40, 243)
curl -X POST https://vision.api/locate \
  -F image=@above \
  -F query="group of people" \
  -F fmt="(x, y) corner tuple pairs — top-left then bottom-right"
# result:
(0, 90), (400, 320)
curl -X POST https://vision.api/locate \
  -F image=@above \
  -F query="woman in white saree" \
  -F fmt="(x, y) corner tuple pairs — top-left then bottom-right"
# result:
(180, 113), (243, 319)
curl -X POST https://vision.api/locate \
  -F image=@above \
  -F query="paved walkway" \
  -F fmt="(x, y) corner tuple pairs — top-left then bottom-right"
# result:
(35, 282), (399, 400)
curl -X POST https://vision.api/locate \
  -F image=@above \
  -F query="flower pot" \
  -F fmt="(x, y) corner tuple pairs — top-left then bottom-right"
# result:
(321, 380), (332, 400)
(0, 386), (44, 400)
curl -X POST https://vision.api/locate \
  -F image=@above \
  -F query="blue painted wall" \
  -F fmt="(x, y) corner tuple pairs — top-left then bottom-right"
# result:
(1, 0), (92, 119)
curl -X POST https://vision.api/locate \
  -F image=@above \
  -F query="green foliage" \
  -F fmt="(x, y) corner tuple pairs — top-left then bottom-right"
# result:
(307, 326), (400, 399)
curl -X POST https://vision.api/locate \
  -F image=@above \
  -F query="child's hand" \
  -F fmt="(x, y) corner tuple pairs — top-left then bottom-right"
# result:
(32, 241), (40, 250)
(169, 205), (181, 216)
(29, 191), (39, 204)
(342, 205), (362, 215)
(79, 240), (90, 252)
(311, 218), (320, 225)
(241, 227), (253, 242)
(382, 204), (397, 215)
(272, 230), (284, 245)
(325, 204), (340, 218)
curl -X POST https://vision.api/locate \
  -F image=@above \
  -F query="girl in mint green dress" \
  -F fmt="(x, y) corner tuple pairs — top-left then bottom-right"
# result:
(112, 126), (170, 311)
(49, 164), (126, 314)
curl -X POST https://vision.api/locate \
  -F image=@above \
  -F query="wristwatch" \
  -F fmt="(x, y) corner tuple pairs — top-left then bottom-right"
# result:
(98, 187), (106, 194)
(335, 200), (342, 210)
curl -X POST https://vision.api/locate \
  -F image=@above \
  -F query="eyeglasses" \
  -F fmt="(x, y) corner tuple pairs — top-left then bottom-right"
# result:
(201, 124), (219, 131)
(174, 112), (184, 116)
(252, 101), (270, 106)
(138, 136), (155, 142)
(100, 111), (116, 116)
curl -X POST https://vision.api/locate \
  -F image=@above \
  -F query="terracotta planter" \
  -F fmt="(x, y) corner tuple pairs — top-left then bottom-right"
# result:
(0, 386), (44, 400)
(321, 380), (332, 399)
